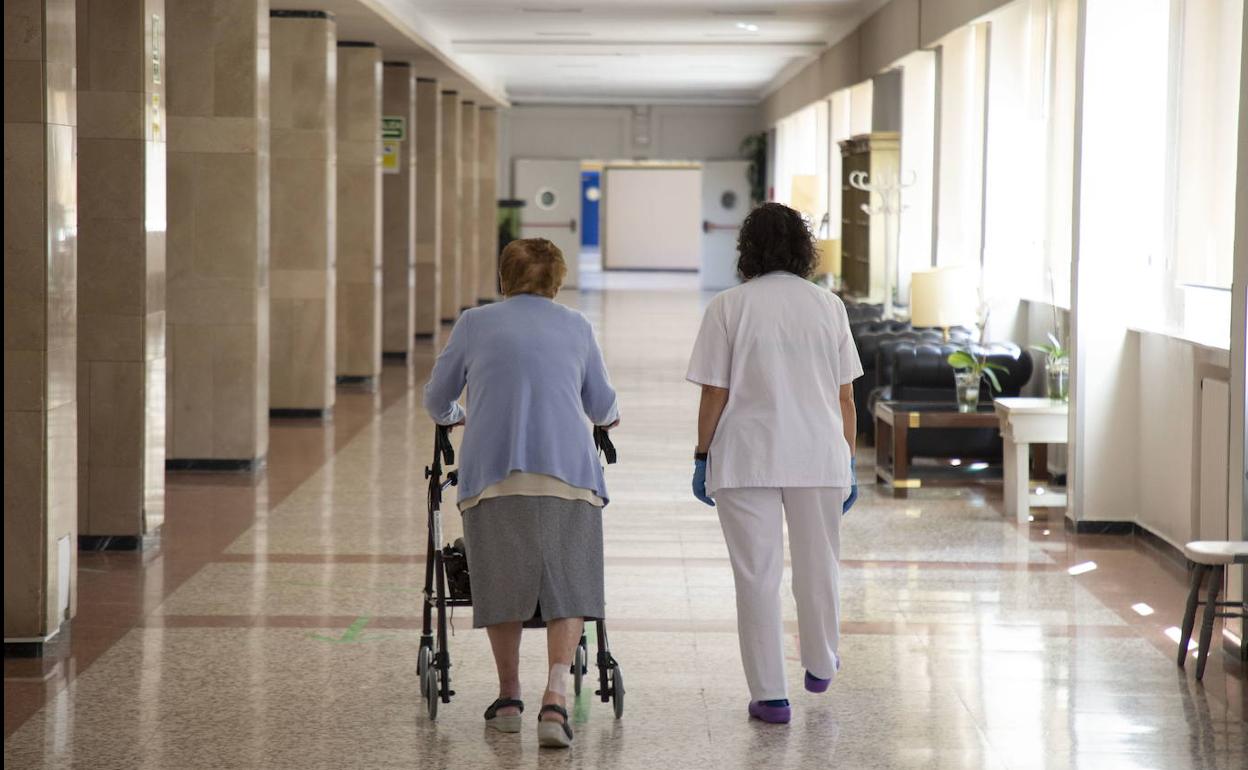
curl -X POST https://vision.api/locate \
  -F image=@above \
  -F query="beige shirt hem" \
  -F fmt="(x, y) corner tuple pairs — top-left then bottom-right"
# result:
(458, 471), (605, 512)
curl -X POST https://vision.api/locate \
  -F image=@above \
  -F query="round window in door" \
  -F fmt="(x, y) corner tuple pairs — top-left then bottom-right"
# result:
(536, 187), (558, 210)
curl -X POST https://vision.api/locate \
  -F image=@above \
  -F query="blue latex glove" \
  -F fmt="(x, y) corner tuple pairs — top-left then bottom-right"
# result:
(692, 458), (715, 507)
(842, 458), (858, 514)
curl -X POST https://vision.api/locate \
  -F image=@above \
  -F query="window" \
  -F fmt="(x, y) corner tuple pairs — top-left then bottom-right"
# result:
(934, 23), (989, 271)
(982, 0), (1062, 307)
(774, 102), (828, 226)
(826, 85), (873, 242)
(1171, 0), (1242, 292)
(1079, 0), (1243, 345)
(895, 50), (938, 304)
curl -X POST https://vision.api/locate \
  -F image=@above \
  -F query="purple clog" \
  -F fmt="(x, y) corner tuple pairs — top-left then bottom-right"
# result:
(748, 700), (791, 724)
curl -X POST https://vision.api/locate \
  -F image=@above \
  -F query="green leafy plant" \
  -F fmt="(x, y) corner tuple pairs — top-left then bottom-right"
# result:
(739, 132), (768, 205)
(1029, 333), (1068, 362)
(947, 349), (1008, 393)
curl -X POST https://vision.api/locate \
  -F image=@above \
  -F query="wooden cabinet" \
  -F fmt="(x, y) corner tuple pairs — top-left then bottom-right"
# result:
(839, 132), (899, 300)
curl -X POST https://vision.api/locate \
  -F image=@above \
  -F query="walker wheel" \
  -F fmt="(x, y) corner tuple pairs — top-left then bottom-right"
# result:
(573, 643), (587, 696)
(610, 666), (624, 719)
(422, 666), (439, 721)
(417, 645), (432, 678)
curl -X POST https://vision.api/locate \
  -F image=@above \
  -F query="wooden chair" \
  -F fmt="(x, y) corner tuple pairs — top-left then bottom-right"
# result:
(1176, 541), (1248, 680)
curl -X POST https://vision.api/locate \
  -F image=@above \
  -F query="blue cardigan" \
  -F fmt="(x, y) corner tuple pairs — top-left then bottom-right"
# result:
(422, 294), (620, 504)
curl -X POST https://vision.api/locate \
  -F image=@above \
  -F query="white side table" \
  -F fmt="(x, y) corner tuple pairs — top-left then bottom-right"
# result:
(994, 398), (1069, 524)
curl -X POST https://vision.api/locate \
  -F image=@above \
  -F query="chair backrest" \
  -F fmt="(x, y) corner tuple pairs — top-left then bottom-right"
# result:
(891, 341), (1034, 401)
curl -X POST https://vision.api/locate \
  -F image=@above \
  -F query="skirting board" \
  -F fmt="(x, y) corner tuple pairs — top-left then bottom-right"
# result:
(271, 408), (332, 419)
(166, 457), (266, 472)
(4, 623), (71, 659)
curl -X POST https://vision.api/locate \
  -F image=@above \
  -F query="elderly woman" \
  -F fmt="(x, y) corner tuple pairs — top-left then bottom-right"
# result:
(686, 202), (863, 724)
(423, 238), (619, 749)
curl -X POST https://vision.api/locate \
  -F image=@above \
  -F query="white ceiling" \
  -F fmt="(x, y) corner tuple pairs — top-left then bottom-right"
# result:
(406, 1), (888, 104)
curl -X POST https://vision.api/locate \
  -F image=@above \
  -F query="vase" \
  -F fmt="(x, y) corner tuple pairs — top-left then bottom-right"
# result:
(1045, 357), (1070, 402)
(953, 370), (980, 413)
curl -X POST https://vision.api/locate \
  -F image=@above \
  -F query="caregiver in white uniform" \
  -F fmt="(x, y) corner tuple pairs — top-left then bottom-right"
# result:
(686, 202), (863, 725)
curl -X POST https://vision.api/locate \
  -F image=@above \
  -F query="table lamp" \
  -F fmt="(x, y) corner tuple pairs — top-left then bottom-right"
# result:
(816, 238), (841, 281)
(789, 175), (819, 219)
(909, 266), (977, 340)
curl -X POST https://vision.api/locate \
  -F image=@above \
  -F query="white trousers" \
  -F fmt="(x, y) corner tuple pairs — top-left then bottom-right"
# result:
(715, 486), (845, 701)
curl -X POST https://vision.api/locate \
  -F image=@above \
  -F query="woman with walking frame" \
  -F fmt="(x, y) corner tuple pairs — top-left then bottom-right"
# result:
(424, 238), (619, 748)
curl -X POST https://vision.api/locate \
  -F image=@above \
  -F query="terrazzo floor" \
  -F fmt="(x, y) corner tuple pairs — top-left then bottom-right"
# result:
(4, 274), (1245, 769)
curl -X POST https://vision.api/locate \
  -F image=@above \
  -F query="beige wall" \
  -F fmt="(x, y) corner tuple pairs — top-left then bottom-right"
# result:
(439, 90), (462, 323)
(477, 107), (499, 302)
(335, 44), (383, 379)
(270, 14), (335, 411)
(75, 0), (166, 538)
(167, 0), (270, 464)
(499, 104), (760, 193)
(4, 0), (79, 640)
(381, 63), (416, 356)
(761, 0), (1013, 125)
(414, 78), (442, 336)
(459, 102), (479, 312)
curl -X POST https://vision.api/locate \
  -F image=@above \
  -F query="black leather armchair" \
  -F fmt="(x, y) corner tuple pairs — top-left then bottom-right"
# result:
(843, 301), (883, 322)
(850, 323), (972, 439)
(870, 342), (1034, 459)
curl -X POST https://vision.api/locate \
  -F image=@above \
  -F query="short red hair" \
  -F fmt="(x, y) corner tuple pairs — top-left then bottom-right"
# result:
(498, 238), (567, 298)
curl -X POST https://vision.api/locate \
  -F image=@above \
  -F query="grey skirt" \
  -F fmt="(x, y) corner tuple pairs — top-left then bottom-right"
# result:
(462, 495), (605, 628)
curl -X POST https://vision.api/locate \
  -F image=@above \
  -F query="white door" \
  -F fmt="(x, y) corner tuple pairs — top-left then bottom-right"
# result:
(513, 159), (583, 288)
(700, 160), (751, 290)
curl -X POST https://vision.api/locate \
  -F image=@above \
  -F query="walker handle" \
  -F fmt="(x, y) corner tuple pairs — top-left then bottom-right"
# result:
(593, 426), (617, 465)
(435, 424), (455, 467)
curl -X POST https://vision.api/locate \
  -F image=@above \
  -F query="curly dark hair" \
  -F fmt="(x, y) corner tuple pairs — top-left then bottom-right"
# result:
(736, 202), (818, 281)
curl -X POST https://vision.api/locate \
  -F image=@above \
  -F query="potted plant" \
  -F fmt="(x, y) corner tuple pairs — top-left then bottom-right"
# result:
(1030, 333), (1069, 402)
(739, 132), (768, 205)
(946, 348), (1007, 412)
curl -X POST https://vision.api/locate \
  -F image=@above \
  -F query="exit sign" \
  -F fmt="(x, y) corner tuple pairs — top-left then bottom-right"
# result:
(381, 116), (405, 141)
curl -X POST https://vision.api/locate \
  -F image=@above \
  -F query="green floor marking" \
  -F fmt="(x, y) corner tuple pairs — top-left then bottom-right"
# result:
(573, 620), (594, 724)
(306, 616), (395, 644)
(573, 686), (591, 724)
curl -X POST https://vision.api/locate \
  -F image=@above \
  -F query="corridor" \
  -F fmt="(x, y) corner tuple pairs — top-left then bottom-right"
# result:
(4, 279), (1245, 770)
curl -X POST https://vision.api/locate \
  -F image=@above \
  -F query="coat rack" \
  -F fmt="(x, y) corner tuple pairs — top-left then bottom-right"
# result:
(848, 169), (916, 319)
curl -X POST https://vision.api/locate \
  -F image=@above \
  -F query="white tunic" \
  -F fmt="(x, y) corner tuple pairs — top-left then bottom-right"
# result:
(685, 272), (864, 493)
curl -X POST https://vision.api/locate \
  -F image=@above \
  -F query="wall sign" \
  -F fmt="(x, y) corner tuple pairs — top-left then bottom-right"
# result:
(382, 141), (401, 174)
(381, 116), (406, 141)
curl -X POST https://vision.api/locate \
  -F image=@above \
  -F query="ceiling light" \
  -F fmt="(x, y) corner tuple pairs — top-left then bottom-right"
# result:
(536, 31), (593, 37)
(735, 22), (760, 32)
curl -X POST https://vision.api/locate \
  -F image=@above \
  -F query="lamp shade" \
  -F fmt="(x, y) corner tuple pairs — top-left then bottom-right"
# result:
(815, 239), (841, 276)
(789, 175), (819, 217)
(909, 266), (977, 328)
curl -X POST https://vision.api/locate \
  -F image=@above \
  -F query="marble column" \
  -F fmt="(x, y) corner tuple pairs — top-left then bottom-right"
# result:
(459, 101), (479, 313)
(477, 106), (499, 303)
(74, 0), (166, 543)
(335, 42), (382, 380)
(381, 62), (415, 358)
(166, 0), (270, 468)
(269, 12), (335, 414)
(439, 90), (462, 324)
(414, 78), (441, 337)
(4, 0), (79, 644)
